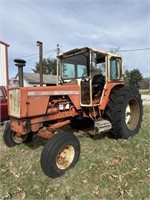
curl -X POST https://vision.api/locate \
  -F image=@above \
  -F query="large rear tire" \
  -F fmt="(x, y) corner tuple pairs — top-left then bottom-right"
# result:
(40, 132), (80, 178)
(105, 86), (143, 139)
(3, 122), (33, 147)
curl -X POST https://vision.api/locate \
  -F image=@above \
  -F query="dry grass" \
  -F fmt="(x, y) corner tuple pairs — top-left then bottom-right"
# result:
(0, 106), (150, 200)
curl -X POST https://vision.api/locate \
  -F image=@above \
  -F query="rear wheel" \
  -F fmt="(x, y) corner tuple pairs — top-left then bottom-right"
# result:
(3, 122), (33, 147)
(105, 86), (143, 139)
(40, 132), (80, 178)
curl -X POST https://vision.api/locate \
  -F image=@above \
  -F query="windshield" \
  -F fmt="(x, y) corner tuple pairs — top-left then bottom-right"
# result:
(61, 52), (89, 80)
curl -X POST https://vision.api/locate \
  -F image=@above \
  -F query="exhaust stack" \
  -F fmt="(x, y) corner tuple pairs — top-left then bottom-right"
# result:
(14, 58), (26, 87)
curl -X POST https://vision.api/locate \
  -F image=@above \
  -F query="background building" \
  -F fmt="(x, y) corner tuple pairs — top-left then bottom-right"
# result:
(10, 72), (56, 87)
(0, 41), (9, 86)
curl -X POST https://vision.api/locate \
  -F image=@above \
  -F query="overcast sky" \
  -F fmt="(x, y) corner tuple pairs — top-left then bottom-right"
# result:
(1, 0), (150, 77)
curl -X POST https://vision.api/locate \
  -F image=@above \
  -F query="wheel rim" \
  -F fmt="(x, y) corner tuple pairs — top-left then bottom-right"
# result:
(12, 132), (28, 144)
(56, 145), (75, 170)
(125, 104), (131, 124)
(125, 98), (140, 130)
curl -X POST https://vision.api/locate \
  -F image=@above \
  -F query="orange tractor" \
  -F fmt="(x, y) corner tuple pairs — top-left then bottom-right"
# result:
(3, 47), (143, 178)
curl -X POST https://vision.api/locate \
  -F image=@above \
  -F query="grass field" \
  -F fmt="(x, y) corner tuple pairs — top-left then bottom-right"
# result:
(0, 106), (150, 200)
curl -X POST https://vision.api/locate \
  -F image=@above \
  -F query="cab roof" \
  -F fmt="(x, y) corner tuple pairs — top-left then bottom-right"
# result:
(58, 47), (121, 59)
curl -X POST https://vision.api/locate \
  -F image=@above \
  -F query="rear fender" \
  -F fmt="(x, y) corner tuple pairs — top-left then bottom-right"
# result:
(100, 82), (124, 110)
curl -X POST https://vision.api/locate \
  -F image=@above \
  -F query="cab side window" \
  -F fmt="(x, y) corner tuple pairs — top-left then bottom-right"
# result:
(110, 57), (122, 80)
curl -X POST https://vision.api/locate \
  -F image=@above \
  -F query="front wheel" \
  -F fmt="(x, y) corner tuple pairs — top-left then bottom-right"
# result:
(40, 132), (80, 178)
(105, 86), (143, 139)
(3, 122), (33, 147)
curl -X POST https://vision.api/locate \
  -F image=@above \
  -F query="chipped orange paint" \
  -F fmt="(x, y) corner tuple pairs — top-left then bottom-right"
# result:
(11, 119), (28, 135)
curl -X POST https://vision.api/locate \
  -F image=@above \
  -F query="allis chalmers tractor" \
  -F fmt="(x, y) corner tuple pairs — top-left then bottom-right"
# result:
(3, 47), (143, 178)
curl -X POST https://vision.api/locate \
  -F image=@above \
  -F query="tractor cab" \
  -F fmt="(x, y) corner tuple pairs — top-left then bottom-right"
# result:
(58, 47), (124, 107)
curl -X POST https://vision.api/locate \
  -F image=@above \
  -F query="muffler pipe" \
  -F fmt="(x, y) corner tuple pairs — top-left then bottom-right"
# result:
(14, 58), (26, 87)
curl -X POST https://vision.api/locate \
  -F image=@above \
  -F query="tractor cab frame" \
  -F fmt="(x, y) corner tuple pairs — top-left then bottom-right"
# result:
(57, 47), (124, 107)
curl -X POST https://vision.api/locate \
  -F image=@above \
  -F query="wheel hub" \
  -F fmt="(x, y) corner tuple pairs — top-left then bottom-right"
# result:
(56, 145), (75, 170)
(12, 132), (28, 144)
(125, 104), (131, 125)
(125, 99), (140, 130)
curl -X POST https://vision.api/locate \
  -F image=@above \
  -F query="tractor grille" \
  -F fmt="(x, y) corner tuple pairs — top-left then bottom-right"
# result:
(9, 89), (20, 117)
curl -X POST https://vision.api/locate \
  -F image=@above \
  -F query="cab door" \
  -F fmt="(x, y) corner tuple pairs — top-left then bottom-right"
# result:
(80, 50), (93, 106)
(80, 51), (106, 106)
(80, 78), (92, 106)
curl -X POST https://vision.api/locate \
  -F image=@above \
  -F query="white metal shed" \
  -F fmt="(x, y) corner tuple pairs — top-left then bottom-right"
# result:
(0, 41), (9, 86)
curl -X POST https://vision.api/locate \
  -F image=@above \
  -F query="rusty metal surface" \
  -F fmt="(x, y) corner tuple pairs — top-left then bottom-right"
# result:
(31, 123), (43, 132)
(49, 119), (70, 129)
(37, 128), (53, 139)
(10, 118), (30, 135)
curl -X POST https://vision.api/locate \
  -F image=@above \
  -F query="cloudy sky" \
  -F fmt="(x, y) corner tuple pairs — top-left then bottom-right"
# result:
(1, 0), (150, 77)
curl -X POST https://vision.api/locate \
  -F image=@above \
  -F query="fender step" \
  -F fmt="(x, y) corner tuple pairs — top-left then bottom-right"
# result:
(94, 118), (112, 133)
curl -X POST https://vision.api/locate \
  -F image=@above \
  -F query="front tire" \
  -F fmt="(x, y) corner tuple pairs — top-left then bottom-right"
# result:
(40, 132), (80, 178)
(3, 122), (33, 147)
(105, 86), (143, 139)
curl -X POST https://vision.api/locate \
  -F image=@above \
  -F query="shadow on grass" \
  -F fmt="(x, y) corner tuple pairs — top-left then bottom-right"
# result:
(25, 119), (116, 149)
(65, 119), (116, 140)
(89, 131), (116, 140)
(25, 134), (47, 149)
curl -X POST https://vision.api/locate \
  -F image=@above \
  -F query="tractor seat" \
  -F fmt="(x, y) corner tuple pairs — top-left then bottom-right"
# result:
(92, 74), (105, 100)
(92, 74), (104, 88)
